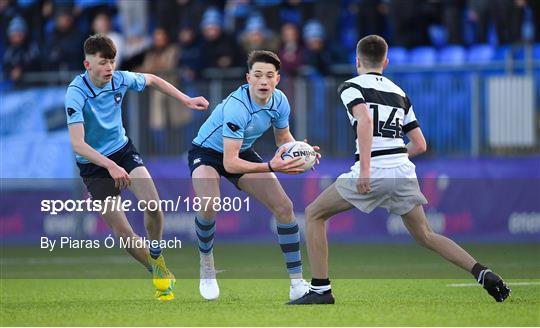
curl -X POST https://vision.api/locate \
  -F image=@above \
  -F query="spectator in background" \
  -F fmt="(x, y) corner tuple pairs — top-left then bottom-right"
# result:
(252, 0), (282, 32)
(1, 0), (20, 46)
(302, 19), (333, 76)
(73, 0), (116, 34)
(313, 0), (341, 41)
(352, 0), (387, 39)
(140, 27), (189, 155)
(42, 8), (83, 71)
(302, 19), (332, 142)
(177, 0), (206, 26)
(91, 11), (125, 67)
(467, 0), (497, 43)
(32, 0), (55, 46)
(279, 0), (315, 28)
(177, 22), (202, 83)
(117, 0), (151, 70)
(224, 0), (252, 35)
(153, 0), (207, 39)
(239, 15), (280, 58)
(530, 0), (540, 42)
(279, 22), (304, 78)
(153, 0), (181, 41)
(15, 0), (42, 42)
(3, 16), (40, 84)
(278, 22), (304, 120)
(440, 0), (465, 45)
(388, 0), (431, 48)
(507, 0), (527, 43)
(199, 7), (238, 71)
(468, 0), (525, 44)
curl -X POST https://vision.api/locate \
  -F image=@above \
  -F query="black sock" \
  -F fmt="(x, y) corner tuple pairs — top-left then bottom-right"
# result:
(310, 278), (331, 294)
(311, 278), (330, 286)
(471, 263), (488, 281)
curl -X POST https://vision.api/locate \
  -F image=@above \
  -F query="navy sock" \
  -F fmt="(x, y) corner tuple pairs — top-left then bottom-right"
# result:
(195, 216), (216, 255)
(471, 263), (488, 281)
(149, 245), (162, 259)
(310, 278), (332, 294)
(276, 221), (302, 275)
(311, 278), (330, 286)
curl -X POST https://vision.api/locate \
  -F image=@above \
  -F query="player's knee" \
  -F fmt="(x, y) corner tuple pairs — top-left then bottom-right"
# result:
(148, 207), (163, 218)
(271, 199), (294, 221)
(305, 203), (318, 221)
(305, 203), (325, 222)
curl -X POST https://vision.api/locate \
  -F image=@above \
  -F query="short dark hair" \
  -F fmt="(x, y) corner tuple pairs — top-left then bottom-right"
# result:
(247, 50), (281, 71)
(356, 35), (388, 68)
(84, 33), (116, 59)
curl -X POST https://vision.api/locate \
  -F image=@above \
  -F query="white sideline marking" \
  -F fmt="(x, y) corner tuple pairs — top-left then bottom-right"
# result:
(447, 282), (540, 287)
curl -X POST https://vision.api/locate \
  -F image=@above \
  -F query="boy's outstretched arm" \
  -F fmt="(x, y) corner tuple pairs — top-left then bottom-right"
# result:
(143, 73), (209, 111)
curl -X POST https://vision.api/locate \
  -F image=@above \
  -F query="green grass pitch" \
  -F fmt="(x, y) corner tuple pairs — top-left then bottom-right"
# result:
(1, 243), (539, 326)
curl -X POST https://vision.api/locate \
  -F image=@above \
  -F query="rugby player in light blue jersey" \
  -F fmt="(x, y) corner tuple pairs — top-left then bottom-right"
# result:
(189, 50), (319, 301)
(65, 34), (209, 301)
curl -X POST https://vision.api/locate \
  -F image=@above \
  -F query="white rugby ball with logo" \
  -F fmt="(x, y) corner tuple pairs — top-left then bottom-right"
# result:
(279, 141), (317, 171)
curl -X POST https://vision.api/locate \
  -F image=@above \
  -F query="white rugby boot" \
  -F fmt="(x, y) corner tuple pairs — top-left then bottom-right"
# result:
(199, 254), (220, 301)
(289, 278), (310, 301)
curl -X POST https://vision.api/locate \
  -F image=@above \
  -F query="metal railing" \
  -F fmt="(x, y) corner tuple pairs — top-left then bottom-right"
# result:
(3, 61), (539, 159)
(127, 63), (539, 158)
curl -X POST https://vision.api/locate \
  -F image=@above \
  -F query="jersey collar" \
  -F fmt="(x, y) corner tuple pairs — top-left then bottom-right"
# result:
(83, 71), (115, 95)
(245, 84), (275, 111)
(366, 72), (383, 76)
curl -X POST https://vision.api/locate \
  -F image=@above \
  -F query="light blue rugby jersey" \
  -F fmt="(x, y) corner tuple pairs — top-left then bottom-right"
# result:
(193, 84), (290, 153)
(65, 70), (146, 163)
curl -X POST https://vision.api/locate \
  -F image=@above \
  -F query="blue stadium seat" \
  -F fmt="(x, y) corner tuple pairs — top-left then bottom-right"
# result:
(533, 43), (540, 60)
(438, 46), (466, 66)
(512, 44), (540, 61)
(493, 45), (511, 61)
(467, 44), (494, 64)
(409, 47), (437, 66)
(387, 47), (408, 66)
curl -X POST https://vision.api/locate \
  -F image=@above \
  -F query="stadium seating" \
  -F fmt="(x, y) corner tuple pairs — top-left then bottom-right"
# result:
(466, 44), (495, 64)
(513, 43), (540, 61)
(387, 47), (408, 66)
(493, 45), (511, 61)
(409, 46), (437, 66)
(534, 43), (540, 59)
(438, 46), (466, 66)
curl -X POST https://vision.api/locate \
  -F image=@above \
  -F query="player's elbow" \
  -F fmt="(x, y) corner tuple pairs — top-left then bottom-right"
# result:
(70, 139), (85, 154)
(357, 113), (372, 126)
(417, 139), (427, 154)
(143, 73), (156, 86)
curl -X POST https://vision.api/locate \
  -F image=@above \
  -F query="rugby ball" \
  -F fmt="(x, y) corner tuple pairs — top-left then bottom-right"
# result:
(279, 141), (317, 171)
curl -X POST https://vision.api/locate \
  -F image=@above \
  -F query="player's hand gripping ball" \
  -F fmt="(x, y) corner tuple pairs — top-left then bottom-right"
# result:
(279, 141), (317, 171)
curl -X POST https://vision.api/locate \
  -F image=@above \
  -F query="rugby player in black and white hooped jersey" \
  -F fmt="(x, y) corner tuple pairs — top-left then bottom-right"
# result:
(289, 35), (510, 305)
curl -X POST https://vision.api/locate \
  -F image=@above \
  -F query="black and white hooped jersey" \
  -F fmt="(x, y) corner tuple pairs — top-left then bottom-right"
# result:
(338, 72), (420, 168)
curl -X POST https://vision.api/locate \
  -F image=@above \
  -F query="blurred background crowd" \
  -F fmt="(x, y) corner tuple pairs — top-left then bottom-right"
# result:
(1, 0), (538, 160)
(2, 0), (539, 84)
(1, 1), (539, 245)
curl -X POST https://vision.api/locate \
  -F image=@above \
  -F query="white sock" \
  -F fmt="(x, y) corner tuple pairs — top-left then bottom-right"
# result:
(291, 278), (305, 286)
(200, 254), (216, 279)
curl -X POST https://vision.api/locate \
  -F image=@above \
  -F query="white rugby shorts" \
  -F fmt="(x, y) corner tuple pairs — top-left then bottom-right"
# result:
(335, 161), (428, 215)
